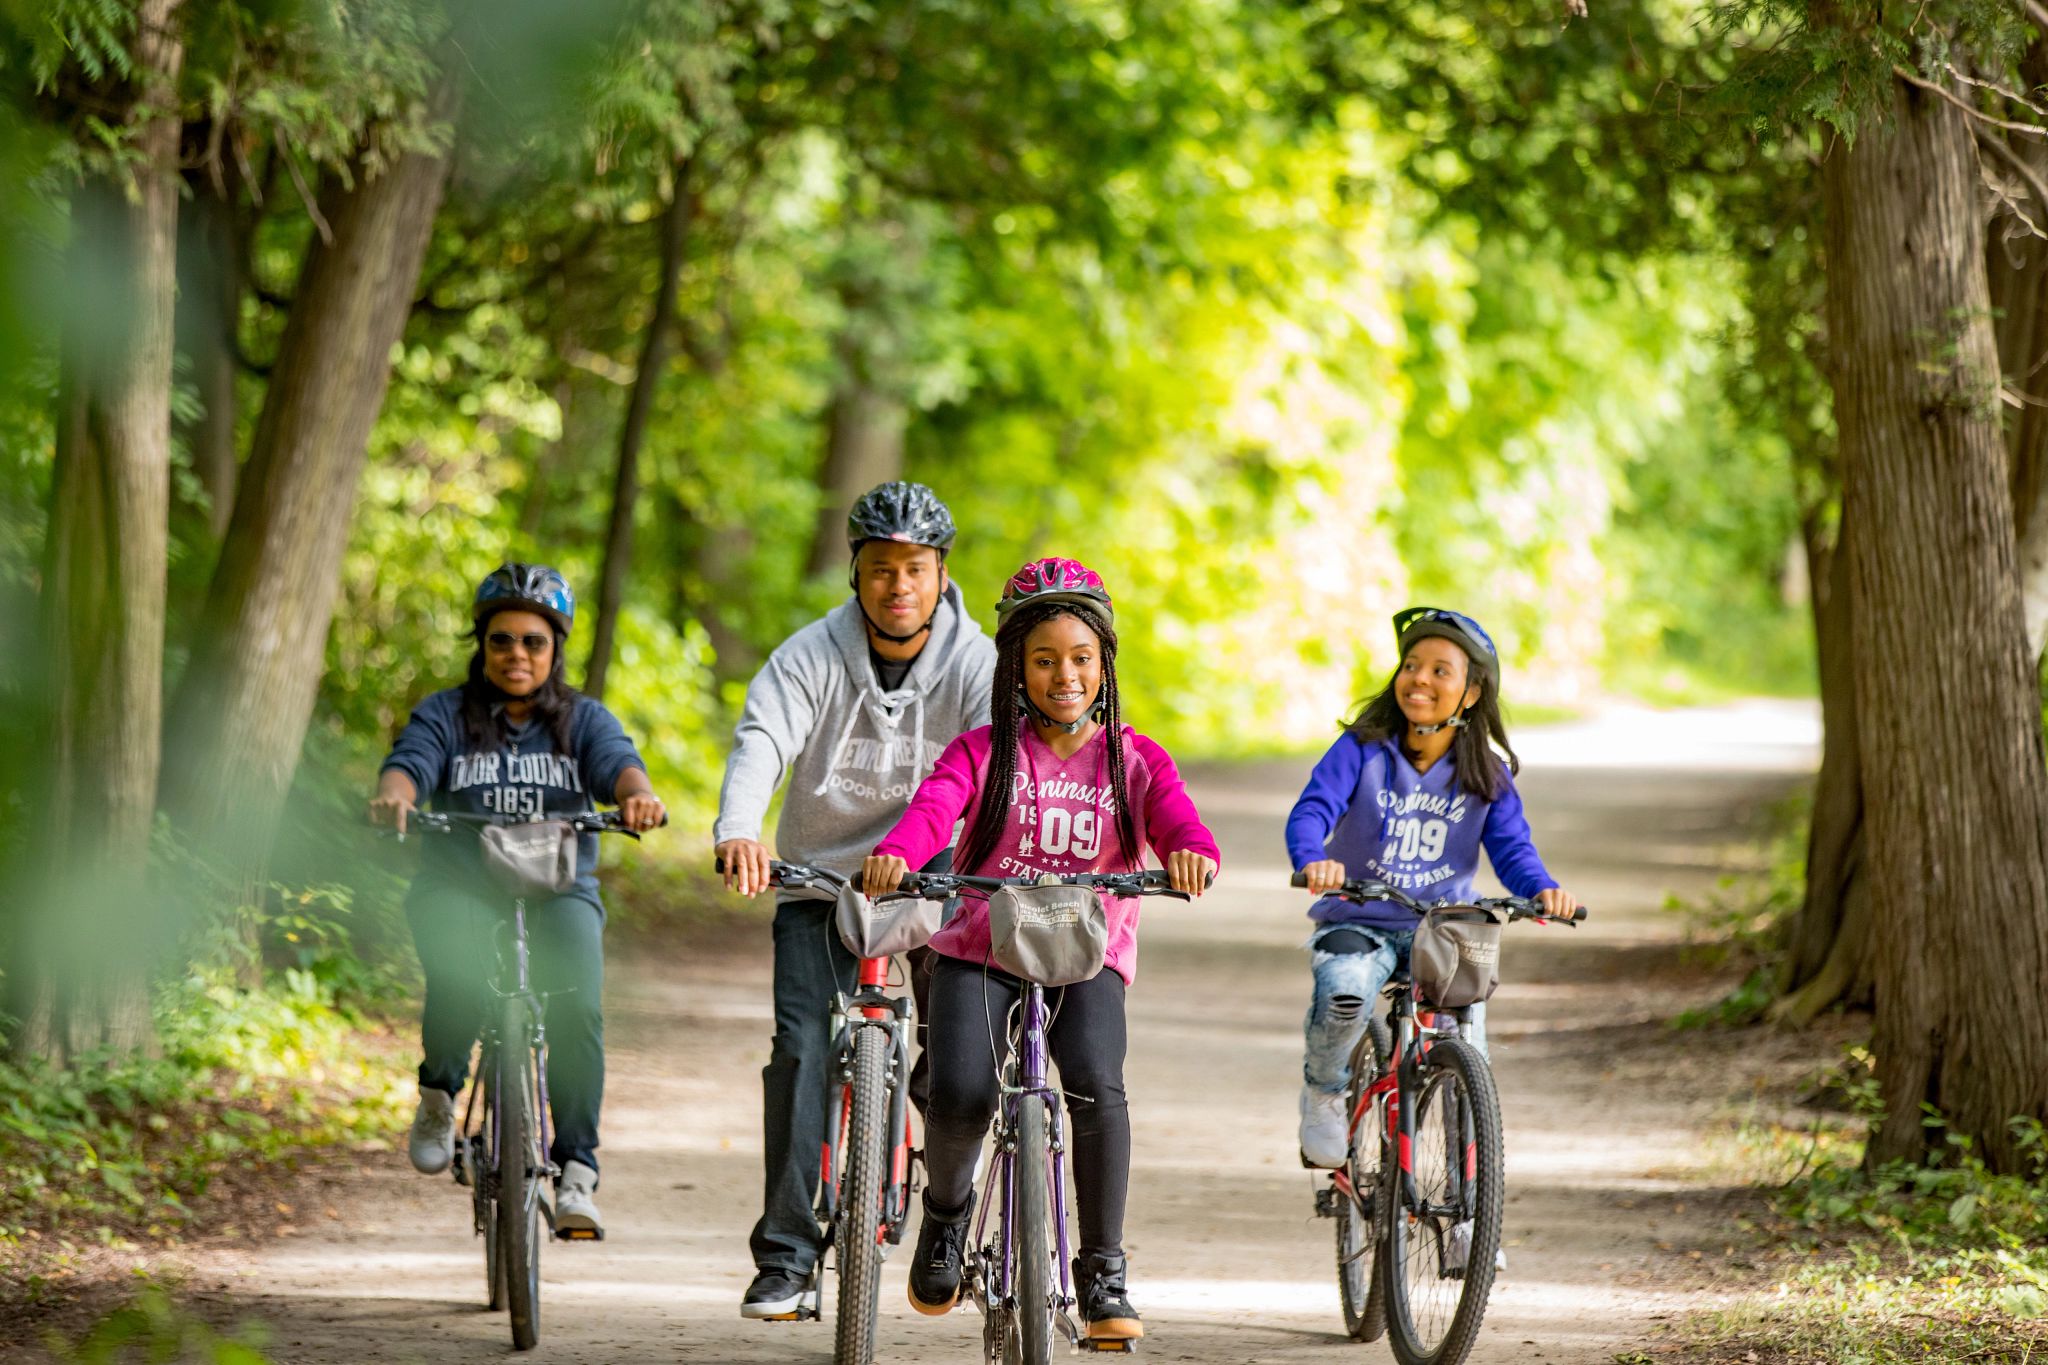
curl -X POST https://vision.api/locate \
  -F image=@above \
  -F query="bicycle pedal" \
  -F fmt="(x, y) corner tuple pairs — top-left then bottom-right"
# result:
(1313, 1185), (1341, 1218)
(556, 1227), (604, 1241)
(1077, 1339), (1138, 1354)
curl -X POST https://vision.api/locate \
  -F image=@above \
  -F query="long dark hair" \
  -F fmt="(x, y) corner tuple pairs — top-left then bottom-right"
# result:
(955, 600), (1138, 874)
(460, 616), (579, 754)
(1343, 645), (1518, 802)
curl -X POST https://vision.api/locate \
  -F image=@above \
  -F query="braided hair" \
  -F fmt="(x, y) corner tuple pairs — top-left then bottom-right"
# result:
(1342, 646), (1518, 802)
(955, 599), (1138, 875)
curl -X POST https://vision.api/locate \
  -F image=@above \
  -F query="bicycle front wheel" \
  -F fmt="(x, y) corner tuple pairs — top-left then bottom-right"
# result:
(1382, 1038), (1503, 1365)
(1339, 1019), (1392, 1341)
(1011, 1097), (1057, 1365)
(497, 996), (543, 1351)
(834, 1026), (891, 1365)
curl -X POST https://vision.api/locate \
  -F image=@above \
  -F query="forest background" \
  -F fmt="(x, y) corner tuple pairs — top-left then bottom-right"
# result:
(4, 0), (2048, 1355)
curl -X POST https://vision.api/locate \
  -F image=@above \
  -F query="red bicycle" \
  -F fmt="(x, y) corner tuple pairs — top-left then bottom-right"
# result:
(1295, 873), (1583, 1365)
(749, 859), (919, 1365)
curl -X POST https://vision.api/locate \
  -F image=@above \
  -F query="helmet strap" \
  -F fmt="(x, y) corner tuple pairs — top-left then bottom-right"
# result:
(1016, 686), (1105, 736)
(859, 602), (936, 646)
(1412, 710), (1471, 738)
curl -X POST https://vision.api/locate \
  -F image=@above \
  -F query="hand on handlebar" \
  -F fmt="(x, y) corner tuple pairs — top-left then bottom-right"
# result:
(617, 792), (667, 833)
(1166, 850), (1218, 898)
(716, 838), (774, 897)
(861, 854), (909, 897)
(1536, 887), (1583, 922)
(1299, 859), (1347, 894)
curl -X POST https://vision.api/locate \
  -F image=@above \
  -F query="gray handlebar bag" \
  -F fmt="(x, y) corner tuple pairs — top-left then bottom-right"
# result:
(835, 885), (942, 958)
(987, 882), (1109, 987)
(1410, 906), (1505, 1009)
(478, 820), (579, 899)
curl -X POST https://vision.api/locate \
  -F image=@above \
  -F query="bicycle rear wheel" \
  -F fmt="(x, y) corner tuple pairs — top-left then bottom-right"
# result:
(834, 1026), (891, 1365)
(1338, 1020), (1392, 1341)
(1382, 1038), (1503, 1365)
(497, 996), (543, 1351)
(1011, 1098), (1056, 1365)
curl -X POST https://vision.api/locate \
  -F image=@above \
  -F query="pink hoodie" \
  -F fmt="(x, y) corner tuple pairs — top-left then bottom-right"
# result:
(873, 723), (1220, 984)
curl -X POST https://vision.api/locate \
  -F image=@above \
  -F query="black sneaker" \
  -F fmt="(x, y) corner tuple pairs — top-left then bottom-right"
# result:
(907, 1193), (973, 1315)
(1074, 1250), (1143, 1341)
(740, 1267), (809, 1320)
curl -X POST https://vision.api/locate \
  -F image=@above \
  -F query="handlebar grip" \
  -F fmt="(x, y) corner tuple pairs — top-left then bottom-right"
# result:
(715, 856), (726, 874)
(1289, 871), (1308, 888)
(1563, 906), (1589, 923)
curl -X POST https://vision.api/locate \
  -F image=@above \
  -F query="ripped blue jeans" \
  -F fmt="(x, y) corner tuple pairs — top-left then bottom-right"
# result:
(1302, 922), (1488, 1094)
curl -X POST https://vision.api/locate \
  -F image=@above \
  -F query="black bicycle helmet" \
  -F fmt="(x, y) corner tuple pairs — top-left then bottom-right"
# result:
(846, 481), (957, 556)
(474, 562), (576, 635)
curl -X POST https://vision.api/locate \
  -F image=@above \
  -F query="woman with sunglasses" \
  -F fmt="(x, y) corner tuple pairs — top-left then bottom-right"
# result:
(368, 563), (666, 1240)
(1287, 607), (1579, 1264)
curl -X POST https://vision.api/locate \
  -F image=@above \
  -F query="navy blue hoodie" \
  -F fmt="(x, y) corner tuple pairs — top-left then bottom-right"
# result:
(381, 688), (645, 911)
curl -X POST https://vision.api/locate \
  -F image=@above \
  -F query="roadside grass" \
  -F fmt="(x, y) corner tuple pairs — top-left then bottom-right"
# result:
(1662, 801), (2048, 1365)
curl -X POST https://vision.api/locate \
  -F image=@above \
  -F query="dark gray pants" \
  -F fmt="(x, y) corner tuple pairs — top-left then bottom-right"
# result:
(749, 893), (860, 1276)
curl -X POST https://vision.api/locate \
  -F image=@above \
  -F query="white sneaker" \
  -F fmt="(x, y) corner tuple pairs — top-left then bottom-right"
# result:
(408, 1086), (457, 1175)
(1298, 1086), (1348, 1168)
(1441, 1220), (1507, 1274)
(554, 1160), (603, 1238)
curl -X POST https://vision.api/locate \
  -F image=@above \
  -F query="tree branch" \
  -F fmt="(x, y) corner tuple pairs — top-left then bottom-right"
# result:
(1896, 66), (2048, 137)
(1974, 123), (2048, 238)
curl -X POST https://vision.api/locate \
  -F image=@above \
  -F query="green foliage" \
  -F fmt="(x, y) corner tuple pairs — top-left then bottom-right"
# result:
(41, 1287), (274, 1363)
(1664, 792), (1809, 1027)
(0, 966), (404, 1244)
(1696, 1062), (2048, 1363)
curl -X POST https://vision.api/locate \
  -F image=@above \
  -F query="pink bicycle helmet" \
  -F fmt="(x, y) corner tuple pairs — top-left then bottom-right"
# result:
(996, 557), (1113, 624)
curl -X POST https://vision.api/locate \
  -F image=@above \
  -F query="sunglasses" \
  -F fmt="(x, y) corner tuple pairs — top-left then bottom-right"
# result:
(1393, 606), (1497, 659)
(487, 631), (553, 654)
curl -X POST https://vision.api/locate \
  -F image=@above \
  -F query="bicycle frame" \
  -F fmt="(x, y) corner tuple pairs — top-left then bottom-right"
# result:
(820, 952), (916, 1243)
(1336, 991), (1479, 1228)
(458, 898), (556, 1218)
(967, 981), (1083, 1347)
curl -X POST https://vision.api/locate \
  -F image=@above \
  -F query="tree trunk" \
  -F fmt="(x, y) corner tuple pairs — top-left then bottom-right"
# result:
(176, 166), (240, 538)
(160, 76), (460, 872)
(1772, 528), (1874, 1023)
(13, 0), (184, 1065)
(1986, 46), (2048, 661)
(1824, 74), (2048, 1170)
(803, 354), (909, 580)
(584, 168), (695, 702)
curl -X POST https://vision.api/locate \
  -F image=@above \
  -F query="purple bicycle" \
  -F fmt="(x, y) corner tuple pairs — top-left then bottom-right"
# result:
(883, 868), (1190, 1362)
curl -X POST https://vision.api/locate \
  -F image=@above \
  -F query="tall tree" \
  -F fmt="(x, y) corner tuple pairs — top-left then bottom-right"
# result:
(161, 72), (461, 870)
(15, 0), (185, 1064)
(585, 154), (696, 702)
(1824, 70), (2048, 1169)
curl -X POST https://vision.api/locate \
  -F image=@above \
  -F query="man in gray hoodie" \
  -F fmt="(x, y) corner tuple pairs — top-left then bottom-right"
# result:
(715, 481), (995, 1320)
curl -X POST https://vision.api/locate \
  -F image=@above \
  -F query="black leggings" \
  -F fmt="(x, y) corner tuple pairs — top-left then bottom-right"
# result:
(923, 955), (1130, 1257)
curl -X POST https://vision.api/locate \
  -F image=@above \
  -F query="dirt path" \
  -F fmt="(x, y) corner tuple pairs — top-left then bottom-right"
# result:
(143, 702), (1814, 1364)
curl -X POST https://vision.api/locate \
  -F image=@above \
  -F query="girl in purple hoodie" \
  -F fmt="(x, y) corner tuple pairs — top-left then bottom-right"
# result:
(1286, 608), (1581, 1192)
(862, 557), (1219, 1346)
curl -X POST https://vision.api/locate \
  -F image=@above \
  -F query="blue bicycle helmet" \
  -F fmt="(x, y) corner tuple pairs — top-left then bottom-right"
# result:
(474, 563), (575, 635)
(1393, 606), (1498, 685)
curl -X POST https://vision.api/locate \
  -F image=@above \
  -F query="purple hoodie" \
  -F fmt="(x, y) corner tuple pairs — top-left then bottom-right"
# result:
(875, 723), (1220, 984)
(1285, 733), (1554, 932)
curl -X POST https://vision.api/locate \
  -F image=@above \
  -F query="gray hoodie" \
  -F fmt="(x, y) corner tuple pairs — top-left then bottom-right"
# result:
(713, 582), (996, 876)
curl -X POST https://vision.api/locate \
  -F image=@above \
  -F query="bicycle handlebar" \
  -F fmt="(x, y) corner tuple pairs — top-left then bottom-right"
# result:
(1288, 870), (1587, 925)
(397, 809), (667, 838)
(892, 867), (1211, 902)
(715, 859), (1213, 902)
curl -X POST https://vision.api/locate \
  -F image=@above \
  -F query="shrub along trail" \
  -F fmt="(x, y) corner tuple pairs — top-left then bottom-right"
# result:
(112, 703), (1815, 1364)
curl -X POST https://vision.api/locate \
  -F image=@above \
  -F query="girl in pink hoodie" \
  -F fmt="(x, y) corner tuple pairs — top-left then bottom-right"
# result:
(862, 557), (1219, 1345)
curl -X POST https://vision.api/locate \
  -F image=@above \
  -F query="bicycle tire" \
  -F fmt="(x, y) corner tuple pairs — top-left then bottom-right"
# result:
(1339, 1020), (1392, 1341)
(477, 1060), (504, 1313)
(498, 996), (543, 1351)
(1382, 1038), (1503, 1365)
(1013, 1098), (1056, 1365)
(834, 1027), (891, 1365)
